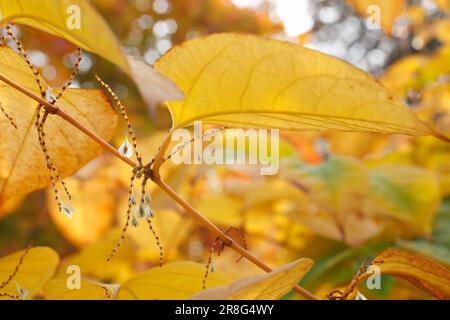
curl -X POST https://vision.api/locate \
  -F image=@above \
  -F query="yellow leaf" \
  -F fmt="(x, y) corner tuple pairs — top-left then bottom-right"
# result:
(381, 54), (428, 96)
(0, 46), (117, 203)
(325, 131), (387, 158)
(361, 248), (450, 299)
(435, 0), (450, 11)
(196, 193), (243, 226)
(56, 230), (136, 283)
(47, 160), (118, 247)
(118, 261), (229, 300)
(419, 45), (450, 86)
(405, 6), (427, 27)
(0, 247), (59, 300)
(43, 278), (112, 300)
(414, 20), (450, 48)
(347, 0), (406, 35)
(190, 258), (313, 300)
(282, 157), (384, 245)
(117, 206), (191, 262)
(417, 84), (450, 135)
(225, 178), (306, 208)
(412, 136), (450, 197)
(295, 207), (382, 247)
(283, 157), (369, 218)
(0, 0), (129, 73)
(365, 165), (440, 235)
(155, 33), (434, 139)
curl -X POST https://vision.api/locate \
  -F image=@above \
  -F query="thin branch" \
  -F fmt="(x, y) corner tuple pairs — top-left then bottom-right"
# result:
(0, 72), (320, 300)
(150, 129), (173, 180)
(153, 178), (319, 300)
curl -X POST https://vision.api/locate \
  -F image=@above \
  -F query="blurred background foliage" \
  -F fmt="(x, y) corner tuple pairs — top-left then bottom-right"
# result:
(1, 0), (450, 299)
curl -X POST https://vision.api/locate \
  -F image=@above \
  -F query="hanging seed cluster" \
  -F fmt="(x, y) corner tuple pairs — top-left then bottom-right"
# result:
(3, 24), (81, 216)
(95, 75), (163, 266)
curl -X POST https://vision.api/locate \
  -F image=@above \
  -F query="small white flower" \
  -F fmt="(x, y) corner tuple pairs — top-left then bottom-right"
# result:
(61, 203), (75, 219)
(119, 135), (133, 159)
(15, 282), (29, 300)
(131, 215), (139, 228)
(134, 202), (153, 220)
(129, 192), (136, 206)
(45, 87), (56, 104)
(144, 193), (152, 205)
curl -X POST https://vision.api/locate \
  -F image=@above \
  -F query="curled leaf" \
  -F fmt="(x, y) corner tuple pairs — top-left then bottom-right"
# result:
(359, 248), (450, 300)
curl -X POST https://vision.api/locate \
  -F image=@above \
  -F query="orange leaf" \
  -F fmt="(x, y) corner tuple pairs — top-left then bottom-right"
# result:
(362, 248), (450, 299)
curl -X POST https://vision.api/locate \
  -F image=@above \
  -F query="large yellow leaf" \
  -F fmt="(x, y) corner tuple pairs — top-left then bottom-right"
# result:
(347, 0), (406, 35)
(0, 0), (129, 72)
(360, 248), (450, 299)
(435, 0), (450, 11)
(118, 261), (229, 300)
(190, 258), (313, 300)
(0, 247), (59, 300)
(43, 278), (112, 300)
(0, 46), (117, 203)
(155, 33), (434, 138)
